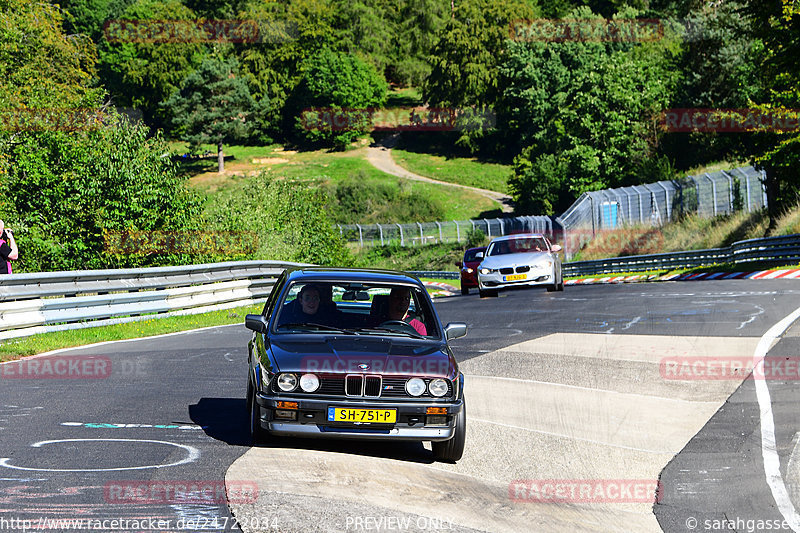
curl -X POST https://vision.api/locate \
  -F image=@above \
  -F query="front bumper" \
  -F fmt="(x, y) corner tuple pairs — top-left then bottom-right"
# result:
(478, 270), (554, 290)
(254, 394), (463, 441)
(460, 269), (479, 288)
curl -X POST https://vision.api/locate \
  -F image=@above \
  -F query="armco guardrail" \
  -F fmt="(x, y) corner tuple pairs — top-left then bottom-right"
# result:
(0, 261), (305, 341)
(563, 234), (800, 277)
(416, 234), (800, 280)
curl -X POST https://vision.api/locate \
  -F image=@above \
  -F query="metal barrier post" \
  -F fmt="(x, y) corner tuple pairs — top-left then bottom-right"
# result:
(704, 173), (718, 216)
(396, 223), (404, 246)
(454, 220), (461, 242)
(377, 224), (384, 246)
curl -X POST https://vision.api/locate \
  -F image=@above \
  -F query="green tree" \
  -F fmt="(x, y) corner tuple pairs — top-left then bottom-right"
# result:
(742, 0), (800, 229)
(98, 0), (205, 126)
(287, 47), (387, 149)
(0, 115), (201, 272)
(237, 0), (335, 140)
(423, 0), (537, 108)
(163, 54), (266, 173)
(0, 0), (103, 111)
(501, 7), (676, 214)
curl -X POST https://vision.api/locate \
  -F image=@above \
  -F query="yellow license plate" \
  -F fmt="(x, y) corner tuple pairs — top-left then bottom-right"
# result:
(505, 273), (527, 281)
(327, 407), (396, 423)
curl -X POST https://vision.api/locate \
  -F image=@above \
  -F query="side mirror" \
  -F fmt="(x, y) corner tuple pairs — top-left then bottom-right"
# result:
(550, 244), (562, 253)
(444, 322), (468, 340)
(245, 314), (268, 333)
(455, 261), (463, 268)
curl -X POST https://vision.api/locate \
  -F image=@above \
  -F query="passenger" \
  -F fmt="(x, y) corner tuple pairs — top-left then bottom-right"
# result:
(280, 284), (339, 327)
(386, 287), (427, 336)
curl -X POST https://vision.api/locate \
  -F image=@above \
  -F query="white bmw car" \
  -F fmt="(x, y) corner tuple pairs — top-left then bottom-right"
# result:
(477, 233), (564, 297)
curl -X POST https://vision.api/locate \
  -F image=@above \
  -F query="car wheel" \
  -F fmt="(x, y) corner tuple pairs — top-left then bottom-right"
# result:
(557, 278), (565, 291)
(247, 378), (268, 445)
(461, 286), (469, 296)
(546, 284), (557, 292)
(432, 398), (466, 463)
(479, 288), (498, 298)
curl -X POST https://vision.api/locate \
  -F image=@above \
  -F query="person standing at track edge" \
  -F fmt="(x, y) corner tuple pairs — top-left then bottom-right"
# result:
(0, 220), (19, 274)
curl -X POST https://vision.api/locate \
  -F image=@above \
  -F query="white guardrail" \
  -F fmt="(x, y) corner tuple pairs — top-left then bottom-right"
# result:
(0, 261), (305, 341)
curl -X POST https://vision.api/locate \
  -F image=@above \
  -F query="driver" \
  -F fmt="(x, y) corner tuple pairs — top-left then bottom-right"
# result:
(386, 287), (427, 335)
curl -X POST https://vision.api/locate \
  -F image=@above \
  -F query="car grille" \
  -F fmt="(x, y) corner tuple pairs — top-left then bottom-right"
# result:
(345, 374), (382, 397)
(499, 266), (531, 275)
(276, 375), (453, 399)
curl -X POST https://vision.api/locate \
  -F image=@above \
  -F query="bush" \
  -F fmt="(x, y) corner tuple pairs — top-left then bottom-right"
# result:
(0, 114), (202, 272)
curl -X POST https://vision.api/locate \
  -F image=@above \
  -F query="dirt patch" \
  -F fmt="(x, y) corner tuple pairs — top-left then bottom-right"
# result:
(251, 157), (289, 164)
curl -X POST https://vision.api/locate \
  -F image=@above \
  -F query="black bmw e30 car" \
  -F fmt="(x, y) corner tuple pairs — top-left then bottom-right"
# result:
(244, 267), (468, 462)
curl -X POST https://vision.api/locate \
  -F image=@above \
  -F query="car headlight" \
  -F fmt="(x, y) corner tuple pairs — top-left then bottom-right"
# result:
(465, 267), (474, 273)
(428, 379), (448, 397)
(479, 267), (491, 275)
(299, 373), (319, 392)
(276, 373), (298, 392)
(405, 378), (426, 397)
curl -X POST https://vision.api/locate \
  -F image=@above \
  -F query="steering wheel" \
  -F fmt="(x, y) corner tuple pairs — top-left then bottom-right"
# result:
(378, 320), (418, 335)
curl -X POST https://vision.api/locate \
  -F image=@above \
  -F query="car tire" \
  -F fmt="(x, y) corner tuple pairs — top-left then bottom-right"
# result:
(479, 288), (498, 298)
(557, 278), (565, 291)
(461, 286), (469, 296)
(546, 284), (557, 292)
(432, 399), (466, 463)
(247, 378), (268, 445)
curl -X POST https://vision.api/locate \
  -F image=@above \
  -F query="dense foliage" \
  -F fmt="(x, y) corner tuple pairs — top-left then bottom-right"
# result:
(2, 0), (799, 271)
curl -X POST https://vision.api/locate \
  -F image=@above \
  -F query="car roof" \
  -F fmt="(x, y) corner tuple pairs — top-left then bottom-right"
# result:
(284, 267), (424, 286)
(489, 233), (547, 243)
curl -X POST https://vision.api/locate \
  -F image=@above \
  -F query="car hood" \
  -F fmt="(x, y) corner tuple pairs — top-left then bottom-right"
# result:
(269, 336), (457, 379)
(480, 251), (552, 269)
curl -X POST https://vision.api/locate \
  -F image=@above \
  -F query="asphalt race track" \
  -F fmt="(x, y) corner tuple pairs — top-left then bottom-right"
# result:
(2, 279), (800, 532)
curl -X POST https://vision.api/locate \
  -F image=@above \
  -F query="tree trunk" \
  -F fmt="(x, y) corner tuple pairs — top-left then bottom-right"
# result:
(217, 142), (224, 173)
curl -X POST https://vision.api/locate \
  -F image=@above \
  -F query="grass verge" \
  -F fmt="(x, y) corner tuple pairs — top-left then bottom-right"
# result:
(0, 305), (262, 362)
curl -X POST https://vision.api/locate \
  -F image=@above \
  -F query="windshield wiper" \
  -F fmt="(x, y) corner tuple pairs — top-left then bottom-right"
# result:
(354, 327), (425, 339)
(276, 323), (359, 334)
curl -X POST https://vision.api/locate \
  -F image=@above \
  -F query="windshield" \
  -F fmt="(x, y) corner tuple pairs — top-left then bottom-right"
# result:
(488, 237), (548, 256)
(273, 281), (438, 338)
(463, 249), (484, 262)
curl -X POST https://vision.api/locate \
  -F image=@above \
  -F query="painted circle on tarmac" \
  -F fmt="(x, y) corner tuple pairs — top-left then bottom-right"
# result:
(0, 439), (200, 472)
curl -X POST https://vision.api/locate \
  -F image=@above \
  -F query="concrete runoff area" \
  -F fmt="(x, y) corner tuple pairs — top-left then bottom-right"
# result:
(226, 333), (761, 532)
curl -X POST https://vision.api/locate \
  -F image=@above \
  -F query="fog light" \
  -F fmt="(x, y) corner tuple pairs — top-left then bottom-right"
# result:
(275, 410), (297, 420)
(426, 416), (448, 426)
